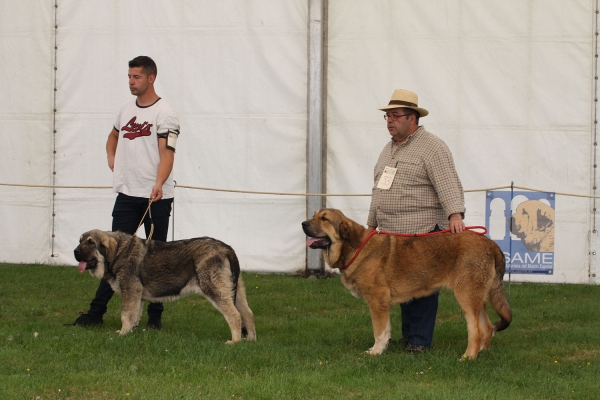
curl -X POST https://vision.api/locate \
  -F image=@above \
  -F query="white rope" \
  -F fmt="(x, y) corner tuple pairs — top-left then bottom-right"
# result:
(0, 182), (598, 199)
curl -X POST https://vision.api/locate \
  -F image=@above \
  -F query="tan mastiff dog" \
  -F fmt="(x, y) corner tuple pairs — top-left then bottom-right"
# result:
(302, 209), (512, 360)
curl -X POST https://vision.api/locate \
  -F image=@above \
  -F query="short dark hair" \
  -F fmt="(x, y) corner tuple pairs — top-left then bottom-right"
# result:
(128, 56), (157, 77)
(403, 108), (420, 124)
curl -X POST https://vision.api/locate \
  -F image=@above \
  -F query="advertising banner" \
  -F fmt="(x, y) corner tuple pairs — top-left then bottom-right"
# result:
(485, 191), (555, 274)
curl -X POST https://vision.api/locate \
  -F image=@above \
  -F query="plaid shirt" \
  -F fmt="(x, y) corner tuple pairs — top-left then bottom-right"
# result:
(367, 126), (465, 234)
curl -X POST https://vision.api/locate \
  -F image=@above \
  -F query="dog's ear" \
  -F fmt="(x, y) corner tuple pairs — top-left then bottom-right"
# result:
(339, 220), (362, 248)
(537, 208), (554, 231)
(100, 233), (118, 262)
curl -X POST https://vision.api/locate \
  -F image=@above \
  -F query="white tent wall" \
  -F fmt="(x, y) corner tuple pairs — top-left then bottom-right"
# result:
(0, 1), (598, 283)
(0, 1), (54, 263)
(326, 0), (597, 284)
(6, 0), (310, 273)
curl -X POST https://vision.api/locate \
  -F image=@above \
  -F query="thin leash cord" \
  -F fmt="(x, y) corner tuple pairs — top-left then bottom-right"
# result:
(134, 199), (155, 241)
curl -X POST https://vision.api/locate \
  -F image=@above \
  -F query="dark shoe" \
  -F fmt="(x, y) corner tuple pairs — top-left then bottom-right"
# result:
(70, 312), (103, 327)
(406, 343), (426, 354)
(147, 315), (162, 330)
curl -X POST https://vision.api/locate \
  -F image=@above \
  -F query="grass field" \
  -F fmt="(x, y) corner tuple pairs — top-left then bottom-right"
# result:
(0, 264), (598, 399)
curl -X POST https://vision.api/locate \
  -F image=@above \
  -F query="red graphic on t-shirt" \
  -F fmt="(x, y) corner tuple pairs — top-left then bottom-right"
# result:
(122, 117), (153, 139)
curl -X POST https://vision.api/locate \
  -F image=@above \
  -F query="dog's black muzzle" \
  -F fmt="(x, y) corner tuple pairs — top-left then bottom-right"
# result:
(74, 248), (82, 262)
(301, 221), (311, 235)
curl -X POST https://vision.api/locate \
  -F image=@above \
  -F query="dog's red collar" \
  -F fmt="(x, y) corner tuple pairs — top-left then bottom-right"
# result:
(339, 226), (488, 271)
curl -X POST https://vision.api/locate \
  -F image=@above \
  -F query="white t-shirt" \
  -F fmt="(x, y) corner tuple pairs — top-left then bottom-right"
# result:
(113, 98), (179, 199)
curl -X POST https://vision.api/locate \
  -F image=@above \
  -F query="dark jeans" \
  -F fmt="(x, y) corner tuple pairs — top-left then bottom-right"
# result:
(400, 225), (441, 348)
(88, 193), (173, 318)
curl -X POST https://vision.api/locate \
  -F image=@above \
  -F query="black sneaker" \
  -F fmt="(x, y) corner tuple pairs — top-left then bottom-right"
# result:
(70, 312), (103, 326)
(147, 315), (162, 330)
(390, 337), (408, 346)
(406, 343), (426, 354)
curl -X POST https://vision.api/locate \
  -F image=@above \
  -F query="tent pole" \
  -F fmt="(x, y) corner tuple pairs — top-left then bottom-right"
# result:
(306, 0), (327, 273)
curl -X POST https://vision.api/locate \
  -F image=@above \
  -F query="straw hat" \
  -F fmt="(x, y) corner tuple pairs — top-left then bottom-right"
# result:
(379, 89), (429, 117)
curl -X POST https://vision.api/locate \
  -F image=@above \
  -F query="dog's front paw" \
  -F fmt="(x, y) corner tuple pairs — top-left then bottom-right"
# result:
(366, 339), (389, 355)
(366, 347), (383, 355)
(117, 326), (136, 335)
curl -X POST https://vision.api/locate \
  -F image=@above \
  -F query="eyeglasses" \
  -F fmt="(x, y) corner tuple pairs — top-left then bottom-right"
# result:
(383, 113), (411, 121)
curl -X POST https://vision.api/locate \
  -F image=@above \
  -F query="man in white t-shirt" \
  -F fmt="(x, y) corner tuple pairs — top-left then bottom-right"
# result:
(70, 56), (180, 330)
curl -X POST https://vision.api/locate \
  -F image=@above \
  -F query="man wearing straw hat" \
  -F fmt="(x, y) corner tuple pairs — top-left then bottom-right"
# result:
(69, 56), (180, 330)
(367, 89), (465, 353)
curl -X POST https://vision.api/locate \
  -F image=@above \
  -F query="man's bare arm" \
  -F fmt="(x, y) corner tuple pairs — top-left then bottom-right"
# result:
(106, 128), (119, 171)
(150, 138), (175, 201)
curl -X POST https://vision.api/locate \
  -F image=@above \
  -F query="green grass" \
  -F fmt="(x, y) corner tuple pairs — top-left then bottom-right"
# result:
(0, 264), (598, 399)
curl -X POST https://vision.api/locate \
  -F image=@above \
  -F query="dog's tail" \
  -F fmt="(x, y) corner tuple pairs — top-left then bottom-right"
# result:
(489, 245), (512, 332)
(227, 249), (241, 303)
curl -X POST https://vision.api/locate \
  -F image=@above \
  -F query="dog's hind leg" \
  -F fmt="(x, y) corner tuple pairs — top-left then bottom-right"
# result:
(234, 277), (256, 340)
(454, 285), (486, 360)
(365, 289), (392, 355)
(212, 300), (243, 344)
(457, 299), (483, 360)
(204, 289), (243, 343)
(478, 304), (493, 351)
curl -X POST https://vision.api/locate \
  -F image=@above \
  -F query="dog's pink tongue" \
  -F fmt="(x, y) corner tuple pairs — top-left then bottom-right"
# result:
(306, 238), (320, 247)
(78, 261), (87, 273)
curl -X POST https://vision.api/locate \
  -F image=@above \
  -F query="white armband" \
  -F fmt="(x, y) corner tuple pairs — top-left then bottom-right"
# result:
(166, 129), (179, 152)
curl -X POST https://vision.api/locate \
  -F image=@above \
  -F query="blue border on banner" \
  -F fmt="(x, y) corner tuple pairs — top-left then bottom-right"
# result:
(485, 191), (555, 274)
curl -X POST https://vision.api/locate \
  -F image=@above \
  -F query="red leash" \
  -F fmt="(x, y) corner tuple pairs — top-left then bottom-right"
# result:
(340, 226), (488, 270)
(378, 226), (487, 237)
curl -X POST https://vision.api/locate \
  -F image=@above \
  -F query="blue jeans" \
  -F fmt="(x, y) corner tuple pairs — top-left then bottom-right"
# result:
(400, 225), (441, 348)
(400, 292), (440, 348)
(88, 193), (173, 318)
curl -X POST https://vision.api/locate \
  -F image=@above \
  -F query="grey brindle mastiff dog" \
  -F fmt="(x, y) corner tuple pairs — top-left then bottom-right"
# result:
(74, 230), (256, 343)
